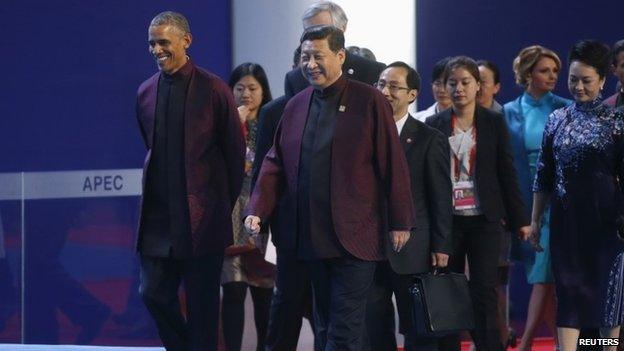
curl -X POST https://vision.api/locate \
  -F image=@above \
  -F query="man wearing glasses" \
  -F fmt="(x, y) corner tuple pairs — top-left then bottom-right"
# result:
(364, 62), (453, 351)
(414, 57), (453, 121)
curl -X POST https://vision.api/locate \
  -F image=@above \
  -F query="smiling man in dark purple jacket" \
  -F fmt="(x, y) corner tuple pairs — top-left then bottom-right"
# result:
(245, 25), (414, 351)
(135, 11), (245, 351)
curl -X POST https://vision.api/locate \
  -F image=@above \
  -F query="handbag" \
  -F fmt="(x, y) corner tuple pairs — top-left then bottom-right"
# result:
(409, 270), (474, 336)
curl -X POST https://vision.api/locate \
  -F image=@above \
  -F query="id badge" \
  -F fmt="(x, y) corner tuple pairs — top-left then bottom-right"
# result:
(453, 180), (477, 210)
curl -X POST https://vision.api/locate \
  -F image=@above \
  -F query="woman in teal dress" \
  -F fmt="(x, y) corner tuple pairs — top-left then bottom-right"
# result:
(504, 45), (571, 351)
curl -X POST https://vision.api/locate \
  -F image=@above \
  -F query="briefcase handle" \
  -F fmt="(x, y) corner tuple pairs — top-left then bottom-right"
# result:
(430, 266), (451, 275)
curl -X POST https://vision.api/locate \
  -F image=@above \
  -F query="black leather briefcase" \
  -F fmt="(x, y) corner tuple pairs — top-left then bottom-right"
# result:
(409, 271), (475, 336)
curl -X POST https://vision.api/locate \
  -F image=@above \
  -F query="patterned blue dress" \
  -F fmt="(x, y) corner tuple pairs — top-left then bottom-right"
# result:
(534, 97), (624, 328)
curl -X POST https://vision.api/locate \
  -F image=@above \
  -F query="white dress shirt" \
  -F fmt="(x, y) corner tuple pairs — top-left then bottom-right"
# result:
(395, 112), (410, 134)
(413, 102), (440, 122)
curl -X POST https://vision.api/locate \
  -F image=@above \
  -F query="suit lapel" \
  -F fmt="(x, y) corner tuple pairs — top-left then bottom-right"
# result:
(343, 51), (355, 78)
(437, 109), (453, 137)
(400, 115), (418, 153)
(474, 106), (485, 180)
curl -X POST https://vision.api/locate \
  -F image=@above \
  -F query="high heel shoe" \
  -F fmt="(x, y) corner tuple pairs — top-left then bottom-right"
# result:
(506, 328), (518, 349)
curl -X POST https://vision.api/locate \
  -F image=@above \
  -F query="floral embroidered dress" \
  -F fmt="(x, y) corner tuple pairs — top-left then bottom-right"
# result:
(534, 97), (624, 327)
(533, 99), (624, 328)
(221, 119), (275, 288)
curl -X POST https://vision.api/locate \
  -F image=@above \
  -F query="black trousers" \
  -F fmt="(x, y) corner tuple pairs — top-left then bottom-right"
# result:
(139, 253), (223, 351)
(265, 250), (315, 351)
(308, 256), (376, 351)
(441, 215), (502, 351)
(361, 261), (396, 351)
(221, 281), (273, 351)
(362, 261), (439, 351)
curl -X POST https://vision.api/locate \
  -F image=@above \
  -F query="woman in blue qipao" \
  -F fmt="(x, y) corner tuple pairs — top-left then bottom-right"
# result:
(504, 45), (571, 351)
(529, 40), (624, 351)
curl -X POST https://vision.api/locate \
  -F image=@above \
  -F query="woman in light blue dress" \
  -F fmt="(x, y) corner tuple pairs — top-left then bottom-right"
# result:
(504, 45), (571, 351)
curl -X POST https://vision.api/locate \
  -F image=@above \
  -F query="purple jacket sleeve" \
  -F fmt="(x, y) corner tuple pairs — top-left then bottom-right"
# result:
(246, 119), (286, 221)
(214, 83), (246, 208)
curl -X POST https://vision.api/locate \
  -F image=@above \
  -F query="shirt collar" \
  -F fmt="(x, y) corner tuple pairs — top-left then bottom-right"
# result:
(491, 99), (503, 112)
(395, 112), (410, 134)
(314, 72), (346, 98)
(161, 57), (193, 81)
(523, 91), (553, 107)
(433, 102), (441, 113)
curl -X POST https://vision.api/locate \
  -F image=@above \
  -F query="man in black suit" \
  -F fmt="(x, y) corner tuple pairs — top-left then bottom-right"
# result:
(250, 47), (317, 351)
(362, 62), (453, 351)
(284, 1), (386, 97)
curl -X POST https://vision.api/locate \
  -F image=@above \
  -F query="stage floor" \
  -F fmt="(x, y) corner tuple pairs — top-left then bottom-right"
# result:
(0, 338), (557, 351)
(0, 346), (163, 351)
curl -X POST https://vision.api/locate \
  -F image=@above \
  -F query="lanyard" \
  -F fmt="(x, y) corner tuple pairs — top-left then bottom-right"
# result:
(450, 115), (477, 182)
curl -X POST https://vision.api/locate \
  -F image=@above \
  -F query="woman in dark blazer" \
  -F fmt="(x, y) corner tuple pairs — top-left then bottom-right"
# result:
(426, 56), (531, 351)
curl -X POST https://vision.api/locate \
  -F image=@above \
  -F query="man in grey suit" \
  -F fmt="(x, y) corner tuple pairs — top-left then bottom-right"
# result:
(284, 1), (386, 97)
(363, 62), (453, 351)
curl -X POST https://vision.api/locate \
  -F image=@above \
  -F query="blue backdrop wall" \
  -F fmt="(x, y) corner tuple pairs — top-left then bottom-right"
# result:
(0, 0), (231, 346)
(1, 0), (232, 172)
(1, 0), (623, 345)
(417, 0), (624, 108)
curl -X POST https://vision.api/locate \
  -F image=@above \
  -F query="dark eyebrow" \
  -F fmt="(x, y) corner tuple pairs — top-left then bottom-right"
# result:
(148, 39), (170, 44)
(569, 74), (593, 79)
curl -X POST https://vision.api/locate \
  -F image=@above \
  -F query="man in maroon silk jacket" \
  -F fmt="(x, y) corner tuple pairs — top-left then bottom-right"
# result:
(245, 25), (414, 351)
(135, 11), (245, 351)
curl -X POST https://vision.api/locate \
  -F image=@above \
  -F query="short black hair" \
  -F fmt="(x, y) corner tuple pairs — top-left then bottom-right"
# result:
(443, 56), (481, 84)
(293, 45), (302, 67)
(432, 57), (451, 82)
(300, 25), (345, 53)
(568, 40), (611, 79)
(386, 61), (421, 91)
(229, 62), (273, 107)
(477, 59), (501, 84)
(150, 11), (190, 35)
(612, 39), (624, 65)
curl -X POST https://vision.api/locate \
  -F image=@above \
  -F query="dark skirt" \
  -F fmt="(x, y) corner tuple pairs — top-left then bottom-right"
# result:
(549, 200), (624, 328)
